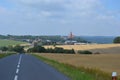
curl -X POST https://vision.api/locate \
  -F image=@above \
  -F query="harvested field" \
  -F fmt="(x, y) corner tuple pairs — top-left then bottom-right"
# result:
(37, 53), (120, 76)
(44, 44), (120, 50)
(89, 47), (120, 54)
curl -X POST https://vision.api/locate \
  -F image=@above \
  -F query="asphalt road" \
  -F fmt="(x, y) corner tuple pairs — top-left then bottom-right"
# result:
(0, 54), (70, 80)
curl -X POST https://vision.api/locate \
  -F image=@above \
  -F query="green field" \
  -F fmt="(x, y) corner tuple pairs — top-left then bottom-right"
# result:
(0, 39), (27, 47)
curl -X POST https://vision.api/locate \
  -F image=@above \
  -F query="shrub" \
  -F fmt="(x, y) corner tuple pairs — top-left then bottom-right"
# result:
(64, 49), (75, 54)
(28, 46), (46, 53)
(54, 47), (64, 53)
(0, 46), (8, 51)
(13, 45), (24, 53)
(53, 47), (75, 54)
(78, 50), (93, 54)
(0, 45), (24, 53)
(46, 48), (55, 53)
(28, 46), (75, 54)
(113, 37), (120, 43)
(7, 46), (14, 51)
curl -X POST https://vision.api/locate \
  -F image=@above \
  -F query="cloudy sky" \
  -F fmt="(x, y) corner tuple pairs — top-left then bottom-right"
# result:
(0, 0), (120, 36)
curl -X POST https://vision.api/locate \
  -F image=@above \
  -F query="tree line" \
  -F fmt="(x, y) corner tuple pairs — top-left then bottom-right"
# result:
(27, 46), (75, 54)
(0, 45), (24, 53)
(0, 45), (75, 54)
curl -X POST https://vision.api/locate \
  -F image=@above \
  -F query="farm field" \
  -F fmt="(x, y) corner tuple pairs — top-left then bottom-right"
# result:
(36, 53), (120, 76)
(0, 39), (27, 47)
(44, 44), (120, 50)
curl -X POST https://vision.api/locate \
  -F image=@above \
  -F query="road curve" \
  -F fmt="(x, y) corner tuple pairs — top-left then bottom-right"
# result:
(0, 54), (70, 80)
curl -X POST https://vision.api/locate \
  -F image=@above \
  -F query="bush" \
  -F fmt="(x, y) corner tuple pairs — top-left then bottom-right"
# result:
(13, 45), (24, 53)
(7, 46), (14, 51)
(28, 46), (75, 54)
(28, 46), (46, 53)
(64, 49), (75, 54)
(113, 37), (120, 43)
(0, 45), (24, 53)
(54, 47), (64, 53)
(0, 46), (8, 51)
(53, 47), (75, 54)
(78, 50), (93, 54)
(46, 48), (55, 53)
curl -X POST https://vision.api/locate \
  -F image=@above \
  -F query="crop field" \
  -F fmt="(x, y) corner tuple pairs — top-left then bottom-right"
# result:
(44, 44), (120, 50)
(0, 39), (27, 47)
(37, 53), (120, 76)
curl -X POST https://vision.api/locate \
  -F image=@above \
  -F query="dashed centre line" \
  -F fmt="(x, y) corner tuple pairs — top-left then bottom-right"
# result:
(14, 54), (22, 80)
(18, 55), (22, 65)
(14, 75), (18, 80)
(17, 65), (20, 68)
(16, 69), (19, 74)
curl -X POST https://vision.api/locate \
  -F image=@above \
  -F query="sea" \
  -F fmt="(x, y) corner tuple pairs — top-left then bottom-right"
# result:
(80, 36), (116, 44)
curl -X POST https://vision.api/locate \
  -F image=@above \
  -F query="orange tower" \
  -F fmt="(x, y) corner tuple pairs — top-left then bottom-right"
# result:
(68, 32), (74, 39)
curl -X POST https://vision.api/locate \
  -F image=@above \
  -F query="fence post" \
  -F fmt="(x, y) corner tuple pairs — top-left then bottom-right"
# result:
(112, 72), (117, 80)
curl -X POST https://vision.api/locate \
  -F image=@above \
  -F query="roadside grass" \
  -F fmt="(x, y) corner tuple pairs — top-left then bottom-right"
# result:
(33, 54), (112, 80)
(0, 39), (26, 47)
(0, 53), (16, 59)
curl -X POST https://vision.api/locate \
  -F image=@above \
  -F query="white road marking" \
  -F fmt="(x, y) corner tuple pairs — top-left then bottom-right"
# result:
(18, 55), (22, 65)
(14, 75), (18, 80)
(16, 69), (19, 74)
(14, 54), (23, 80)
(17, 65), (20, 68)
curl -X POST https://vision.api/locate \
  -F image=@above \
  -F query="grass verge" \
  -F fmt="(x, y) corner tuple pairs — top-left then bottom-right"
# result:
(0, 53), (16, 59)
(32, 54), (113, 80)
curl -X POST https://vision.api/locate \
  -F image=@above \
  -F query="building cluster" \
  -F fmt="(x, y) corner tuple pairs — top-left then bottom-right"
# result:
(31, 32), (89, 47)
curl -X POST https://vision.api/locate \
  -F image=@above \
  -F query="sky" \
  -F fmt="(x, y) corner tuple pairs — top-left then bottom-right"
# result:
(0, 0), (120, 36)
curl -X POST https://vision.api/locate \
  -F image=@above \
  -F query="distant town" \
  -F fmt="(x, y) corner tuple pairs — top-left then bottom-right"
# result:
(0, 32), (92, 46)
(0, 32), (115, 47)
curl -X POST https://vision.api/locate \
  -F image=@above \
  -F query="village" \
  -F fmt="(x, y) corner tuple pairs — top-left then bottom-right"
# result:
(30, 32), (91, 47)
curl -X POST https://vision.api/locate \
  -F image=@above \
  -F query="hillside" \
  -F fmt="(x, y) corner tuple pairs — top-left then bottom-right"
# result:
(0, 39), (27, 47)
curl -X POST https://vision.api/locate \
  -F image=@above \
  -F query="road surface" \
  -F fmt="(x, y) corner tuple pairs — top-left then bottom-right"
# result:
(0, 54), (70, 80)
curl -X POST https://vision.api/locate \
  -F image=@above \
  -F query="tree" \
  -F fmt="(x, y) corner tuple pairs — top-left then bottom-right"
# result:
(0, 46), (8, 51)
(27, 46), (75, 54)
(13, 45), (24, 53)
(113, 37), (120, 43)
(54, 47), (64, 53)
(27, 46), (46, 53)
(8, 45), (14, 51)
